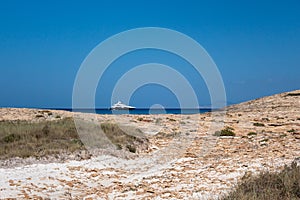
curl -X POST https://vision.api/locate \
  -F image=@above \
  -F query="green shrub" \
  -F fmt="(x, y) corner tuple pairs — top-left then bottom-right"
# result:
(247, 132), (257, 136)
(288, 129), (296, 133)
(214, 127), (235, 136)
(137, 117), (143, 121)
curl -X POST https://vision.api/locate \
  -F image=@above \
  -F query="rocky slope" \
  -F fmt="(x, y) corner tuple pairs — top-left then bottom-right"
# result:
(0, 90), (299, 199)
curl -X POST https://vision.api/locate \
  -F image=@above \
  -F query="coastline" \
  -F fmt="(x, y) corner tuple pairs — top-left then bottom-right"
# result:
(0, 89), (299, 199)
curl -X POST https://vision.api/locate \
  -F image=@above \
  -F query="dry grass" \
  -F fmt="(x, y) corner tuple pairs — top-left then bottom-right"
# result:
(220, 162), (300, 200)
(0, 118), (84, 159)
(0, 118), (149, 159)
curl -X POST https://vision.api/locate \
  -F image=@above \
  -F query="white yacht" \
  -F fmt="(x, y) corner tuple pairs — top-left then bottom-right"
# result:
(111, 101), (135, 110)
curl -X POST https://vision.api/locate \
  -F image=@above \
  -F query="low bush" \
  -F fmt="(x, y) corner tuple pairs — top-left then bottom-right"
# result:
(214, 127), (235, 136)
(247, 132), (257, 136)
(137, 117), (143, 121)
(219, 162), (300, 200)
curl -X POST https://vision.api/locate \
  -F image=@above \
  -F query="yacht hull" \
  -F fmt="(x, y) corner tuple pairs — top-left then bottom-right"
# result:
(110, 107), (135, 110)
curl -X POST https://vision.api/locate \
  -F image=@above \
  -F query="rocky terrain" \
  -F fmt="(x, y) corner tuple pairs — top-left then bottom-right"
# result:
(0, 90), (299, 199)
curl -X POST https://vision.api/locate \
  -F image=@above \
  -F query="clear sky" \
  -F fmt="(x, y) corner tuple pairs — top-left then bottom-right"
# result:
(0, 0), (299, 108)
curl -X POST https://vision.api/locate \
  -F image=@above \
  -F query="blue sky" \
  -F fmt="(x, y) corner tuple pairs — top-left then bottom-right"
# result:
(0, 0), (299, 108)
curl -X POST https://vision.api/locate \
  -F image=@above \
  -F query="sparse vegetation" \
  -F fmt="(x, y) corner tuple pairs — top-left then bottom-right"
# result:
(156, 131), (180, 138)
(288, 129), (296, 133)
(167, 117), (176, 122)
(100, 123), (148, 153)
(214, 127), (236, 136)
(137, 117), (143, 121)
(3, 133), (21, 143)
(253, 122), (265, 127)
(247, 132), (257, 136)
(0, 118), (149, 159)
(280, 134), (287, 138)
(0, 118), (83, 159)
(219, 162), (300, 200)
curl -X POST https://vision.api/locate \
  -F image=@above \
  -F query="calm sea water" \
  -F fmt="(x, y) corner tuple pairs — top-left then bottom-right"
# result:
(59, 108), (212, 115)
